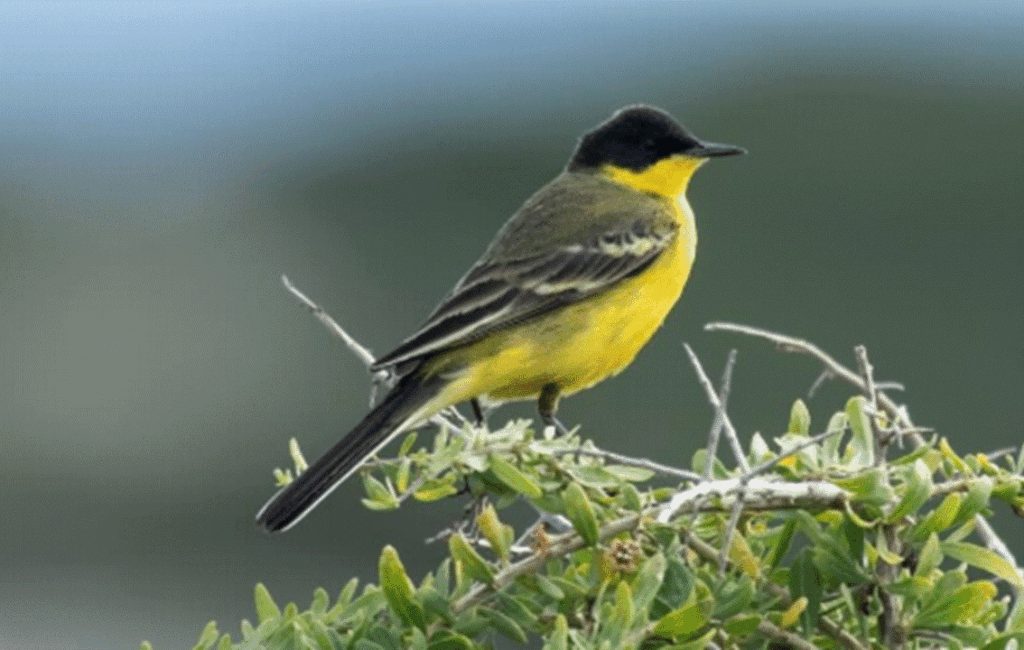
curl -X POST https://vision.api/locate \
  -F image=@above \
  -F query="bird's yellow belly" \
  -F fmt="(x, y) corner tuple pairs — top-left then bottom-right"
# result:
(437, 219), (695, 405)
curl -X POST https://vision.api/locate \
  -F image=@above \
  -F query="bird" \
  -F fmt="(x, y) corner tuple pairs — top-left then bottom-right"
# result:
(257, 105), (745, 531)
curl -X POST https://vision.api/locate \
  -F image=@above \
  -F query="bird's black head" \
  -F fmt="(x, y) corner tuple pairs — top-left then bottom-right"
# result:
(567, 105), (745, 173)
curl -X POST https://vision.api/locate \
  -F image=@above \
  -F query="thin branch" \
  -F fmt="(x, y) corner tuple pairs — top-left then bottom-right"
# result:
(707, 321), (1024, 615)
(807, 368), (833, 398)
(719, 489), (745, 575)
(283, 274), (379, 369)
(281, 274), (465, 432)
(854, 345), (886, 463)
(451, 474), (852, 614)
(756, 619), (824, 650)
(705, 322), (924, 446)
(704, 349), (738, 480)
(744, 427), (847, 478)
(451, 512), (643, 614)
(684, 343), (751, 473)
(657, 477), (848, 524)
(572, 447), (701, 481)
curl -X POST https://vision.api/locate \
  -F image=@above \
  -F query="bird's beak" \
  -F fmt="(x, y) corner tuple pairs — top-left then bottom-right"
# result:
(688, 141), (746, 158)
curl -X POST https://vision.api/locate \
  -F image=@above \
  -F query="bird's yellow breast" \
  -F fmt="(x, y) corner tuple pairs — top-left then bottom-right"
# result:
(438, 195), (696, 404)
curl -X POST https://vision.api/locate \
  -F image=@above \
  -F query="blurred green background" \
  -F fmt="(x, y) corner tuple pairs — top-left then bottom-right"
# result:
(1, 2), (1021, 648)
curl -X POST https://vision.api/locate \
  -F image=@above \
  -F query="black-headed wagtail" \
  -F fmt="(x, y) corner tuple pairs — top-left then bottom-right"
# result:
(257, 105), (744, 531)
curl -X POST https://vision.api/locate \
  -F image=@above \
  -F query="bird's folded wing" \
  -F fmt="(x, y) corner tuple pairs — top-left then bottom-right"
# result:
(371, 218), (677, 369)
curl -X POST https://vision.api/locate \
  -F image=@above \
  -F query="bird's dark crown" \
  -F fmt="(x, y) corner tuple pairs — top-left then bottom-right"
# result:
(568, 105), (702, 173)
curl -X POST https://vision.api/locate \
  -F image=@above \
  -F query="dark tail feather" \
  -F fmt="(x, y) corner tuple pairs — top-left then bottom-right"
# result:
(256, 374), (445, 532)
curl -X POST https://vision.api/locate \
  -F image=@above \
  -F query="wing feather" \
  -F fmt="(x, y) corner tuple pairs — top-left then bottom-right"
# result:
(371, 219), (677, 370)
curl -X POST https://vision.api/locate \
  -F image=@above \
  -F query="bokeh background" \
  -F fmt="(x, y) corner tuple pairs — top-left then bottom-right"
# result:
(1, 2), (1021, 648)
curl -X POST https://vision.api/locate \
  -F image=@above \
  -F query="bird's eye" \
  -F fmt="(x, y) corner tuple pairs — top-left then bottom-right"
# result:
(640, 138), (658, 152)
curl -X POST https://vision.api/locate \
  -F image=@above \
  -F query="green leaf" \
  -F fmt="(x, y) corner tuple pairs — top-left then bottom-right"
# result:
(477, 503), (512, 562)
(417, 586), (453, 626)
(1009, 598), (1024, 633)
(413, 476), (459, 502)
(723, 614), (762, 637)
(953, 477), (994, 525)
(195, 620), (219, 649)
(449, 532), (495, 586)
(605, 464), (655, 482)
(254, 583), (281, 623)
(979, 633), (1024, 650)
(310, 586), (329, 615)
(567, 464), (622, 488)
(495, 592), (538, 628)
(788, 550), (821, 633)
(651, 555), (693, 620)
(562, 483), (600, 545)
(916, 533), (943, 577)
(481, 607), (528, 643)
(533, 574), (565, 600)
(914, 492), (963, 541)
(621, 483), (643, 511)
(396, 457), (412, 494)
(942, 541), (1024, 588)
(610, 580), (635, 630)
(652, 600), (712, 638)
(630, 552), (667, 613)
(489, 454), (543, 498)
(543, 614), (569, 650)
(833, 468), (894, 507)
(841, 514), (865, 563)
(766, 519), (797, 571)
(714, 575), (756, 620)
(917, 581), (998, 627)
(379, 545), (426, 630)
(822, 411), (847, 465)
(673, 629), (717, 650)
(288, 437), (308, 473)
(399, 432), (418, 457)
(789, 399), (811, 435)
(362, 474), (399, 510)
(812, 536), (869, 586)
(426, 630), (474, 650)
(845, 396), (875, 466)
(888, 459), (934, 523)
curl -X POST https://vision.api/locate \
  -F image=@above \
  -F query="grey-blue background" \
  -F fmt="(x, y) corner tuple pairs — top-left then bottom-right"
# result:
(1, 2), (1021, 648)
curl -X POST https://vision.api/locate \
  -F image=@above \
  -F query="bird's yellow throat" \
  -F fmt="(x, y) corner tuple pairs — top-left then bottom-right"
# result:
(602, 155), (707, 198)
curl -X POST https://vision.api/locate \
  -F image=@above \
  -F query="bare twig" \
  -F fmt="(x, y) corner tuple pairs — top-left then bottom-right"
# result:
(807, 368), (833, 398)
(451, 512), (643, 614)
(684, 343), (751, 473)
(657, 477), (848, 523)
(744, 426), (847, 477)
(705, 322), (925, 448)
(755, 619), (824, 650)
(704, 349), (738, 480)
(281, 274), (465, 432)
(719, 490), (745, 575)
(572, 447), (701, 481)
(854, 345), (886, 463)
(282, 274), (380, 370)
(706, 321), (1024, 617)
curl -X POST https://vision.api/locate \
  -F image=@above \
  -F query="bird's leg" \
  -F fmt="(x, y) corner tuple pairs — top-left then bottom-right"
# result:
(538, 383), (569, 435)
(470, 397), (487, 428)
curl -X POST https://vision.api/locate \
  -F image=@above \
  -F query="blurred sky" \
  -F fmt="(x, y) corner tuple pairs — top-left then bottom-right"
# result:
(1, 2), (1022, 649)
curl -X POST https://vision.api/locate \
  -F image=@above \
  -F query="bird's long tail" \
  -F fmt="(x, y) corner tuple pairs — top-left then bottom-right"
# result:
(256, 373), (446, 532)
